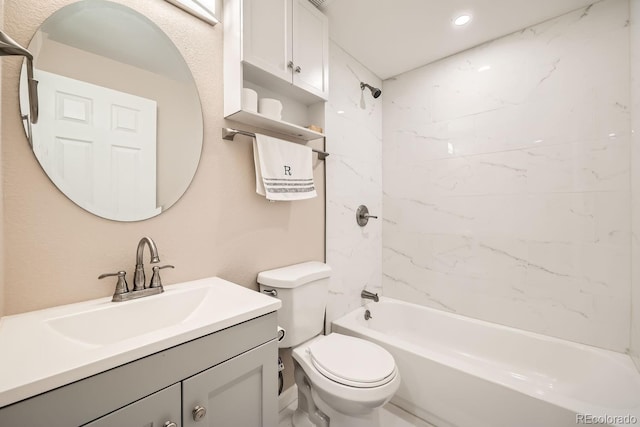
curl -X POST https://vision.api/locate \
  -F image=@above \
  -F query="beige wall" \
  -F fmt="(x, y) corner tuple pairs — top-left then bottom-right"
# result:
(0, 0), (5, 317)
(1, 0), (325, 315)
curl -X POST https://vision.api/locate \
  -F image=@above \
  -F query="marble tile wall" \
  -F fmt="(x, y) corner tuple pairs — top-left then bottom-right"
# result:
(631, 0), (640, 370)
(325, 41), (383, 331)
(382, 0), (631, 351)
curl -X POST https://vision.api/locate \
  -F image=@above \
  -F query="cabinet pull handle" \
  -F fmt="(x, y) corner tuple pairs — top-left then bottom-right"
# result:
(193, 405), (207, 421)
(287, 61), (294, 69)
(163, 422), (177, 427)
(294, 65), (302, 73)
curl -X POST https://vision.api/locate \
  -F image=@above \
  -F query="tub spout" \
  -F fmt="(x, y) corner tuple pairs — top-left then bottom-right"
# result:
(361, 289), (379, 302)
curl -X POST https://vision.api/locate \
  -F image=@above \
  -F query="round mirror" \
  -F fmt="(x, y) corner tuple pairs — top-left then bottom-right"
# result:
(19, 0), (203, 221)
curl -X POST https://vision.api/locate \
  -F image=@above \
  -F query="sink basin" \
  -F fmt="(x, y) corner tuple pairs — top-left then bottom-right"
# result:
(47, 286), (209, 346)
(0, 276), (281, 408)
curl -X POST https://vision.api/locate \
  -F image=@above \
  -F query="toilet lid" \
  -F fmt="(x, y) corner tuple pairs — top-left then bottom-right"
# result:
(308, 334), (396, 388)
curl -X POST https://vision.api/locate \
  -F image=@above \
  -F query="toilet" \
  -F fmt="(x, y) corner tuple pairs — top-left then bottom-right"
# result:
(258, 262), (400, 427)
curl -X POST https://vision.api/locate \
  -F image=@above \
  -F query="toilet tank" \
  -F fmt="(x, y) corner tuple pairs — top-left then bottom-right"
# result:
(257, 261), (331, 348)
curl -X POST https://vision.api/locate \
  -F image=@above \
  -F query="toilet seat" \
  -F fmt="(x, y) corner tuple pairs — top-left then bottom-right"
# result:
(308, 334), (396, 388)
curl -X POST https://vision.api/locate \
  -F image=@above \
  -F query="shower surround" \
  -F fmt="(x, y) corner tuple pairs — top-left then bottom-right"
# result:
(382, 0), (631, 352)
(325, 41), (383, 330)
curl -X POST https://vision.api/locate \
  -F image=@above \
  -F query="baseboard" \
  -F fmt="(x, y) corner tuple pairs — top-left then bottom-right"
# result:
(279, 384), (298, 412)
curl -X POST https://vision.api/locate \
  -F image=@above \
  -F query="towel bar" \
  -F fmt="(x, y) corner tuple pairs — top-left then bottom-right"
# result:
(222, 127), (329, 160)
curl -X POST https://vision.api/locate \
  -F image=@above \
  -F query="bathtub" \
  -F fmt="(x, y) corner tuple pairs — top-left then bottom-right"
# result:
(332, 297), (640, 427)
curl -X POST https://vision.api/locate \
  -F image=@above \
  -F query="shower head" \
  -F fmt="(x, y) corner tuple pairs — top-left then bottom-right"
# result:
(360, 82), (381, 99)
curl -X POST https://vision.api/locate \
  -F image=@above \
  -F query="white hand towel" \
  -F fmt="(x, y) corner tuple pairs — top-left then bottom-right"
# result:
(253, 133), (317, 201)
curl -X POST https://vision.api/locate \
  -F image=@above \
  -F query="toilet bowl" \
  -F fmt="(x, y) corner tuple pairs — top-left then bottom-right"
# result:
(257, 262), (400, 427)
(291, 334), (400, 427)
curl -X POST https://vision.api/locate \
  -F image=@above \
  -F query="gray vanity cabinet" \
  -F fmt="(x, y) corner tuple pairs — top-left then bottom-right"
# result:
(85, 340), (277, 427)
(0, 313), (278, 427)
(84, 384), (181, 427)
(183, 340), (278, 427)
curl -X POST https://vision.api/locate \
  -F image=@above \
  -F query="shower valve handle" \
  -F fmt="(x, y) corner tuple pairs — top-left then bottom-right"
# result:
(356, 205), (378, 226)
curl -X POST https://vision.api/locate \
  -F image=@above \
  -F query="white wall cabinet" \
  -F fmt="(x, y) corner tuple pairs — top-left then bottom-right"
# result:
(242, 0), (328, 99)
(0, 314), (278, 427)
(224, 0), (328, 140)
(290, 0), (329, 98)
(241, 0), (292, 85)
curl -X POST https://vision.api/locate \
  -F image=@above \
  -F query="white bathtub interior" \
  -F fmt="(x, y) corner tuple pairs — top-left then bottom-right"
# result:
(332, 298), (640, 427)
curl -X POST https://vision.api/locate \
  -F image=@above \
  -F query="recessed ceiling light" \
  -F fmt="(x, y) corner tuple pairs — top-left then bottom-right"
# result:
(477, 65), (491, 72)
(454, 14), (472, 26)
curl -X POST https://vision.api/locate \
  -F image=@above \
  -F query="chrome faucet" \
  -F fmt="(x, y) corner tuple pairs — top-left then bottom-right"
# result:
(99, 237), (174, 302)
(133, 236), (160, 291)
(361, 289), (379, 302)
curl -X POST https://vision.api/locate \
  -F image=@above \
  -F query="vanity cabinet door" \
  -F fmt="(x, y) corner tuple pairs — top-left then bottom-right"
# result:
(83, 383), (181, 427)
(182, 339), (278, 427)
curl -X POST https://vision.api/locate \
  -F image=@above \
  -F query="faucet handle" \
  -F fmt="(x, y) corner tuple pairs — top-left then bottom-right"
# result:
(150, 265), (174, 289)
(99, 271), (129, 297)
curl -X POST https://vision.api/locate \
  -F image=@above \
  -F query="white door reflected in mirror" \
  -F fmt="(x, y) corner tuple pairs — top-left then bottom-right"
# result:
(35, 71), (159, 221)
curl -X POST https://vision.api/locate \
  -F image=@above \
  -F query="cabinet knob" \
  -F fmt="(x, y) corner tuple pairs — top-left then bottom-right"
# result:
(294, 65), (302, 73)
(287, 61), (294, 69)
(192, 405), (207, 421)
(163, 422), (177, 427)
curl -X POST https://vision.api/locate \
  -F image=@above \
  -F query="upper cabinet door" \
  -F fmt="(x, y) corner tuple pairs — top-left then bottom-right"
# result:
(242, 0), (293, 83)
(292, 0), (328, 99)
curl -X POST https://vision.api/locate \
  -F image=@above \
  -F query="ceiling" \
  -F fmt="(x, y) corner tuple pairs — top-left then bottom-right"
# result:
(320, 0), (596, 80)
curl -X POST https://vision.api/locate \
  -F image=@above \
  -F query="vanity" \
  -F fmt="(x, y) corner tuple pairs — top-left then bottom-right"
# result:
(0, 277), (281, 427)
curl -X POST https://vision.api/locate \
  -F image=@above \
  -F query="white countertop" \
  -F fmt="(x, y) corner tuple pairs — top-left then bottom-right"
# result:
(0, 277), (281, 408)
